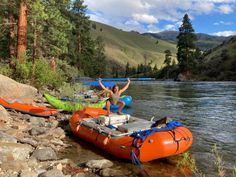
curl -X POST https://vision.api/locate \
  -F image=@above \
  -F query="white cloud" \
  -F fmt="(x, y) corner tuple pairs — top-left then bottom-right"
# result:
(218, 4), (234, 14)
(164, 24), (176, 30)
(213, 21), (233, 25)
(146, 24), (161, 33)
(132, 13), (158, 24)
(84, 0), (236, 32)
(212, 30), (236, 36)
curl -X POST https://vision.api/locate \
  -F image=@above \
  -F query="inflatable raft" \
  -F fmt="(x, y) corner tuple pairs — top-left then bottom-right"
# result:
(44, 93), (132, 111)
(0, 97), (59, 117)
(70, 108), (193, 162)
(44, 93), (106, 111)
(105, 95), (132, 110)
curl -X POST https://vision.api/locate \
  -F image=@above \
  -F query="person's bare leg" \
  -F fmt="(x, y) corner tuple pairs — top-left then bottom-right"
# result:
(106, 100), (111, 115)
(117, 101), (125, 115)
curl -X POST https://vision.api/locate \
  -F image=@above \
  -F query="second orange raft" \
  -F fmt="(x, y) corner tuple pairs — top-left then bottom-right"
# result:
(70, 108), (193, 162)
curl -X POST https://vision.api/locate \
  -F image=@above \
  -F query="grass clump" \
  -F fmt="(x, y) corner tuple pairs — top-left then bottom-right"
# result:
(176, 145), (236, 177)
(175, 152), (205, 177)
(0, 63), (12, 77)
(211, 144), (226, 177)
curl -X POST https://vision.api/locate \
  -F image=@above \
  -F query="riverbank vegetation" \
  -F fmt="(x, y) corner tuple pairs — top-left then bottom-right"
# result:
(0, 0), (107, 90)
(1, 1), (235, 83)
(173, 145), (236, 177)
(124, 14), (236, 81)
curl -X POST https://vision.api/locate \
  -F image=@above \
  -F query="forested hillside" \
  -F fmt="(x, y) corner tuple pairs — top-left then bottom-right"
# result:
(0, 1), (235, 82)
(0, 0), (107, 87)
(90, 21), (177, 67)
(200, 37), (236, 80)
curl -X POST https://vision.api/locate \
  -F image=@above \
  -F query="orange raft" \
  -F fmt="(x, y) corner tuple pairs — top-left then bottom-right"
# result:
(0, 97), (59, 117)
(70, 108), (193, 162)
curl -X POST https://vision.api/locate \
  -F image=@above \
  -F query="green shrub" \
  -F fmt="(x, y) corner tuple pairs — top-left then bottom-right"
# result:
(0, 63), (12, 77)
(59, 82), (88, 98)
(33, 58), (66, 88)
(13, 60), (32, 83)
(57, 59), (80, 82)
(1, 57), (80, 89)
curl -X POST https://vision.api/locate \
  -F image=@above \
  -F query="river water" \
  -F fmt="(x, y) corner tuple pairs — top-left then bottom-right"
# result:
(63, 81), (236, 177)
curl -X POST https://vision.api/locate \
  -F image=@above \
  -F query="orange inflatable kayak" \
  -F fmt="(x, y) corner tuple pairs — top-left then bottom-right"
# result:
(0, 97), (59, 117)
(70, 108), (193, 162)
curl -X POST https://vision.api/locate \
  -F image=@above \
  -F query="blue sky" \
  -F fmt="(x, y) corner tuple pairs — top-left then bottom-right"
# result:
(84, 0), (236, 36)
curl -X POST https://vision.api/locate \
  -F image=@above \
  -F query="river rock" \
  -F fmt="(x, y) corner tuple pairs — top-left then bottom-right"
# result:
(0, 74), (38, 104)
(31, 147), (57, 161)
(38, 169), (64, 177)
(0, 131), (17, 143)
(48, 119), (59, 128)
(20, 169), (38, 177)
(0, 169), (19, 177)
(0, 143), (33, 162)
(22, 114), (32, 121)
(176, 73), (187, 81)
(86, 159), (113, 169)
(72, 173), (86, 177)
(0, 160), (28, 171)
(29, 116), (46, 126)
(0, 105), (10, 123)
(100, 168), (131, 177)
(30, 127), (48, 136)
(48, 127), (66, 139)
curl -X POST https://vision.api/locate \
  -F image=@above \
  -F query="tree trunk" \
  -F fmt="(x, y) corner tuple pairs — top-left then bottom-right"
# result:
(9, 10), (16, 58)
(32, 18), (37, 62)
(78, 33), (82, 53)
(17, 0), (27, 63)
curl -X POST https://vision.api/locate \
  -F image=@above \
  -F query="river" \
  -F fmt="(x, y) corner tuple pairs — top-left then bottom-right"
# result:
(63, 81), (236, 177)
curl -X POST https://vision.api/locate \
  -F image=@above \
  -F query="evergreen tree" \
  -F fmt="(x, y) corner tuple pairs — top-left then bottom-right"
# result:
(91, 36), (106, 77)
(177, 14), (197, 74)
(164, 50), (172, 67)
(171, 59), (176, 66)
(0, 0), (12, 59)
(125, 62), (130, 77)
(153, 64), (158, 72)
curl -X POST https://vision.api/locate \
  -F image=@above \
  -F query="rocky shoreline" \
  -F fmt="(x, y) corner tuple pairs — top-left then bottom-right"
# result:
(0, 74), (133, 177)
(0, 105), (132, 177)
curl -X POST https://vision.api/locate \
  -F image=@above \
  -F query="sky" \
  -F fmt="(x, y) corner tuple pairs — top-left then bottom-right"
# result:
(84, 0), (236, 36)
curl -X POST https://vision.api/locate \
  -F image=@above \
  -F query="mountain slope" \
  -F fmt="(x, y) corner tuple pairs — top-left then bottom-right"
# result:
(90, 21), (177, 68)
(143, 31), (230, 51)
(202, 36), (236, 80)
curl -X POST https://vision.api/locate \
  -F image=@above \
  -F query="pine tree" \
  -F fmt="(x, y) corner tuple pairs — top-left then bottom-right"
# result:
(177, 14), (197, 74)
(91, 36), (106, 77)
(125, 62), (130, 77)
(17, 0), (27, 63)
(164, 50), (172, 67)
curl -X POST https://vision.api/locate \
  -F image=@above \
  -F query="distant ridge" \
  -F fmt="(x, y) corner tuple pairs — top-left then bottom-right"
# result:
(143, 30), (231, 51)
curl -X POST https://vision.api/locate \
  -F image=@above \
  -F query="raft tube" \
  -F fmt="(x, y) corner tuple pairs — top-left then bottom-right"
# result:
(70, 108), (193, 162)
(44, 93), (106, 111)
(106, 95), (133, 110)
(0, 97), (59, 117)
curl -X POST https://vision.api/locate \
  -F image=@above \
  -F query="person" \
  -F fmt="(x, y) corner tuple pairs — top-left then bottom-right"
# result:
(97, 87), (110, 99)
(98, 78), (131, 115)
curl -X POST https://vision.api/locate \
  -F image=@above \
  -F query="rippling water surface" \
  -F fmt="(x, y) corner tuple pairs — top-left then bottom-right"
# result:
(64, 81), (236, 177)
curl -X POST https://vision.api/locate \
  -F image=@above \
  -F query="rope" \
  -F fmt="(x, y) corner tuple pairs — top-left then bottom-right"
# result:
(130, 120), (184, 177)
(131, 149), (150, 177)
